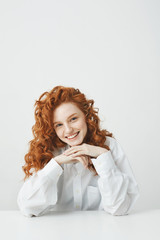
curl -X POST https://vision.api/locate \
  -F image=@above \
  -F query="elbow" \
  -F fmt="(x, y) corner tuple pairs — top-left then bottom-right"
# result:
(103, 206), (129, 216)
(17, 185), (58, 217)
(17, 196), (38, 217)
(110, 209), (129, 216)
(103, 195), (131, 216)
(17, 201), (47, 217)
(17, 194), (57, 217)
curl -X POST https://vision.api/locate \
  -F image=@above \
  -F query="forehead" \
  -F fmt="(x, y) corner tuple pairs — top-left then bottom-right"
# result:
(53, 102), (83, 121)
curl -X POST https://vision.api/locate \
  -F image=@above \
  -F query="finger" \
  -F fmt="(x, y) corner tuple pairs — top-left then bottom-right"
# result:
(86, 156), (92, 168)
(71, 154), (87, 166)
(74, 156), (87, 168)
(70, 151), (86, 158)
(87, 156), (92, 165)
(76, 157), (86, 168)
(64, 146), (78, 153)
(80, 155), (87, 166)
(65, 149), (83, 156)
(71, 159), (79, 164)
(64, 149), (81, 155)
(80, 156), (89, 169)
(64, 146), (82, 154)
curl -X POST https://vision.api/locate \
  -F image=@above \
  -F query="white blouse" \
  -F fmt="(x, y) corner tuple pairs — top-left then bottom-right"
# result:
(17, 137), (140, 217)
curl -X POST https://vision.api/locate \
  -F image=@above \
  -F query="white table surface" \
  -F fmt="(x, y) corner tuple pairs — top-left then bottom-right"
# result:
(0, 209), (160, 240)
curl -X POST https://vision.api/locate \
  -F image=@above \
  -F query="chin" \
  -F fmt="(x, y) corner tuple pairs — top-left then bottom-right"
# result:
(68, 139), (83, 147)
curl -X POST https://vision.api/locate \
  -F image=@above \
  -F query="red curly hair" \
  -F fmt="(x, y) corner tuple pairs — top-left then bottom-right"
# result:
(23, 86), (114, 180)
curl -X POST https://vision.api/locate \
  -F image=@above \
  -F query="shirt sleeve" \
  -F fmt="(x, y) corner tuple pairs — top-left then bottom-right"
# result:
(91, 137), (140, 216)
(17, 159), (63, 217)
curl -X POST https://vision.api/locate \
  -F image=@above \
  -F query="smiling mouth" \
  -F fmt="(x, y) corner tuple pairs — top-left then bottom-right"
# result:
(66, 131), (80, 140)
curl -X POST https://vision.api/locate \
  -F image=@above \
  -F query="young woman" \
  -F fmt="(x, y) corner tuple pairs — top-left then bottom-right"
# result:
(17, 86), (139, 217)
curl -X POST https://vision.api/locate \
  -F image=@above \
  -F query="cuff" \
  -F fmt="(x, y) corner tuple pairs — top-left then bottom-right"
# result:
(37, 158), (63, 182)
(91, 151), (117, 177)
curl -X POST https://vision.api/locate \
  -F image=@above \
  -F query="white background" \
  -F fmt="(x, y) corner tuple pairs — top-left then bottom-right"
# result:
(0, 0), (159, 211)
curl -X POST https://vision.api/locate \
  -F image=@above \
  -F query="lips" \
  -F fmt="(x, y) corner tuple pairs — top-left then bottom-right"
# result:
(66, 131), (80, 139)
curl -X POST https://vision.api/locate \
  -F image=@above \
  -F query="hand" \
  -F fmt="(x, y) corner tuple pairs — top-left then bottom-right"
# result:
(74, 155), (91, 169)
(63, 143), (108, 158)
(54, 153), (91, 169)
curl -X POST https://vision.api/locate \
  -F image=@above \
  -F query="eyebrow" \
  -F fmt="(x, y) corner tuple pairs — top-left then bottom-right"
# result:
(53, 113), (78, 125)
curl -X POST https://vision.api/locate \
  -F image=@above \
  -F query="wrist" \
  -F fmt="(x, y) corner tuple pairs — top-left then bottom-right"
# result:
(54, 156), (62, 166)
(97, 148), (108, 157)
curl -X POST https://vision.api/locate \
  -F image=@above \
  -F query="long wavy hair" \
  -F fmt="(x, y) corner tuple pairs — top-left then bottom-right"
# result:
(23, 86), (114, 180)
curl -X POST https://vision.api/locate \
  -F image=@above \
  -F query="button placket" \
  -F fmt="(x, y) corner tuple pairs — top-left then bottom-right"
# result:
(73, 171), (82, 210)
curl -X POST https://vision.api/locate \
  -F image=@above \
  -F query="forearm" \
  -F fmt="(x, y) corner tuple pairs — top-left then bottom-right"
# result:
(17, 159), (63, 217)
(54, 155), (65, 166)
(91, 151), (139, 216)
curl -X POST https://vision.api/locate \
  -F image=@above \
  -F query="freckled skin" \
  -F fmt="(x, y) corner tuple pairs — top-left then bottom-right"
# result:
(53, 102), (87, 146)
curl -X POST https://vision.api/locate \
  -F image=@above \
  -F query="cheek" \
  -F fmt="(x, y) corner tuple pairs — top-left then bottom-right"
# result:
(55, 129), (63, 138)
(79, 120), (87, 132)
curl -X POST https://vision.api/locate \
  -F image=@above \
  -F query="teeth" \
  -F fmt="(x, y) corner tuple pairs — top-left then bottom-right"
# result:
(67, 132), (79, 139)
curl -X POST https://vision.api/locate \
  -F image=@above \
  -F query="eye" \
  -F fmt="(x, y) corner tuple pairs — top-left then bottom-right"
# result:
(55, 123), (62, 128)
(70, 117), (77, 121)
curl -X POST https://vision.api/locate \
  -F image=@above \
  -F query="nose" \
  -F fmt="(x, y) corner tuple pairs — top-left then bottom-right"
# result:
(64, 123), (73, 134)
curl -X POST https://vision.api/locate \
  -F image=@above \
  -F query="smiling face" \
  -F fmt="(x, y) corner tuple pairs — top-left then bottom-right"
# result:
(53, 102), (88, 146)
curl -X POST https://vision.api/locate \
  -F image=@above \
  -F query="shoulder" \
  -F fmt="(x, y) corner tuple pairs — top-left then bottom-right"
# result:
(105, 136), (119, 149)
